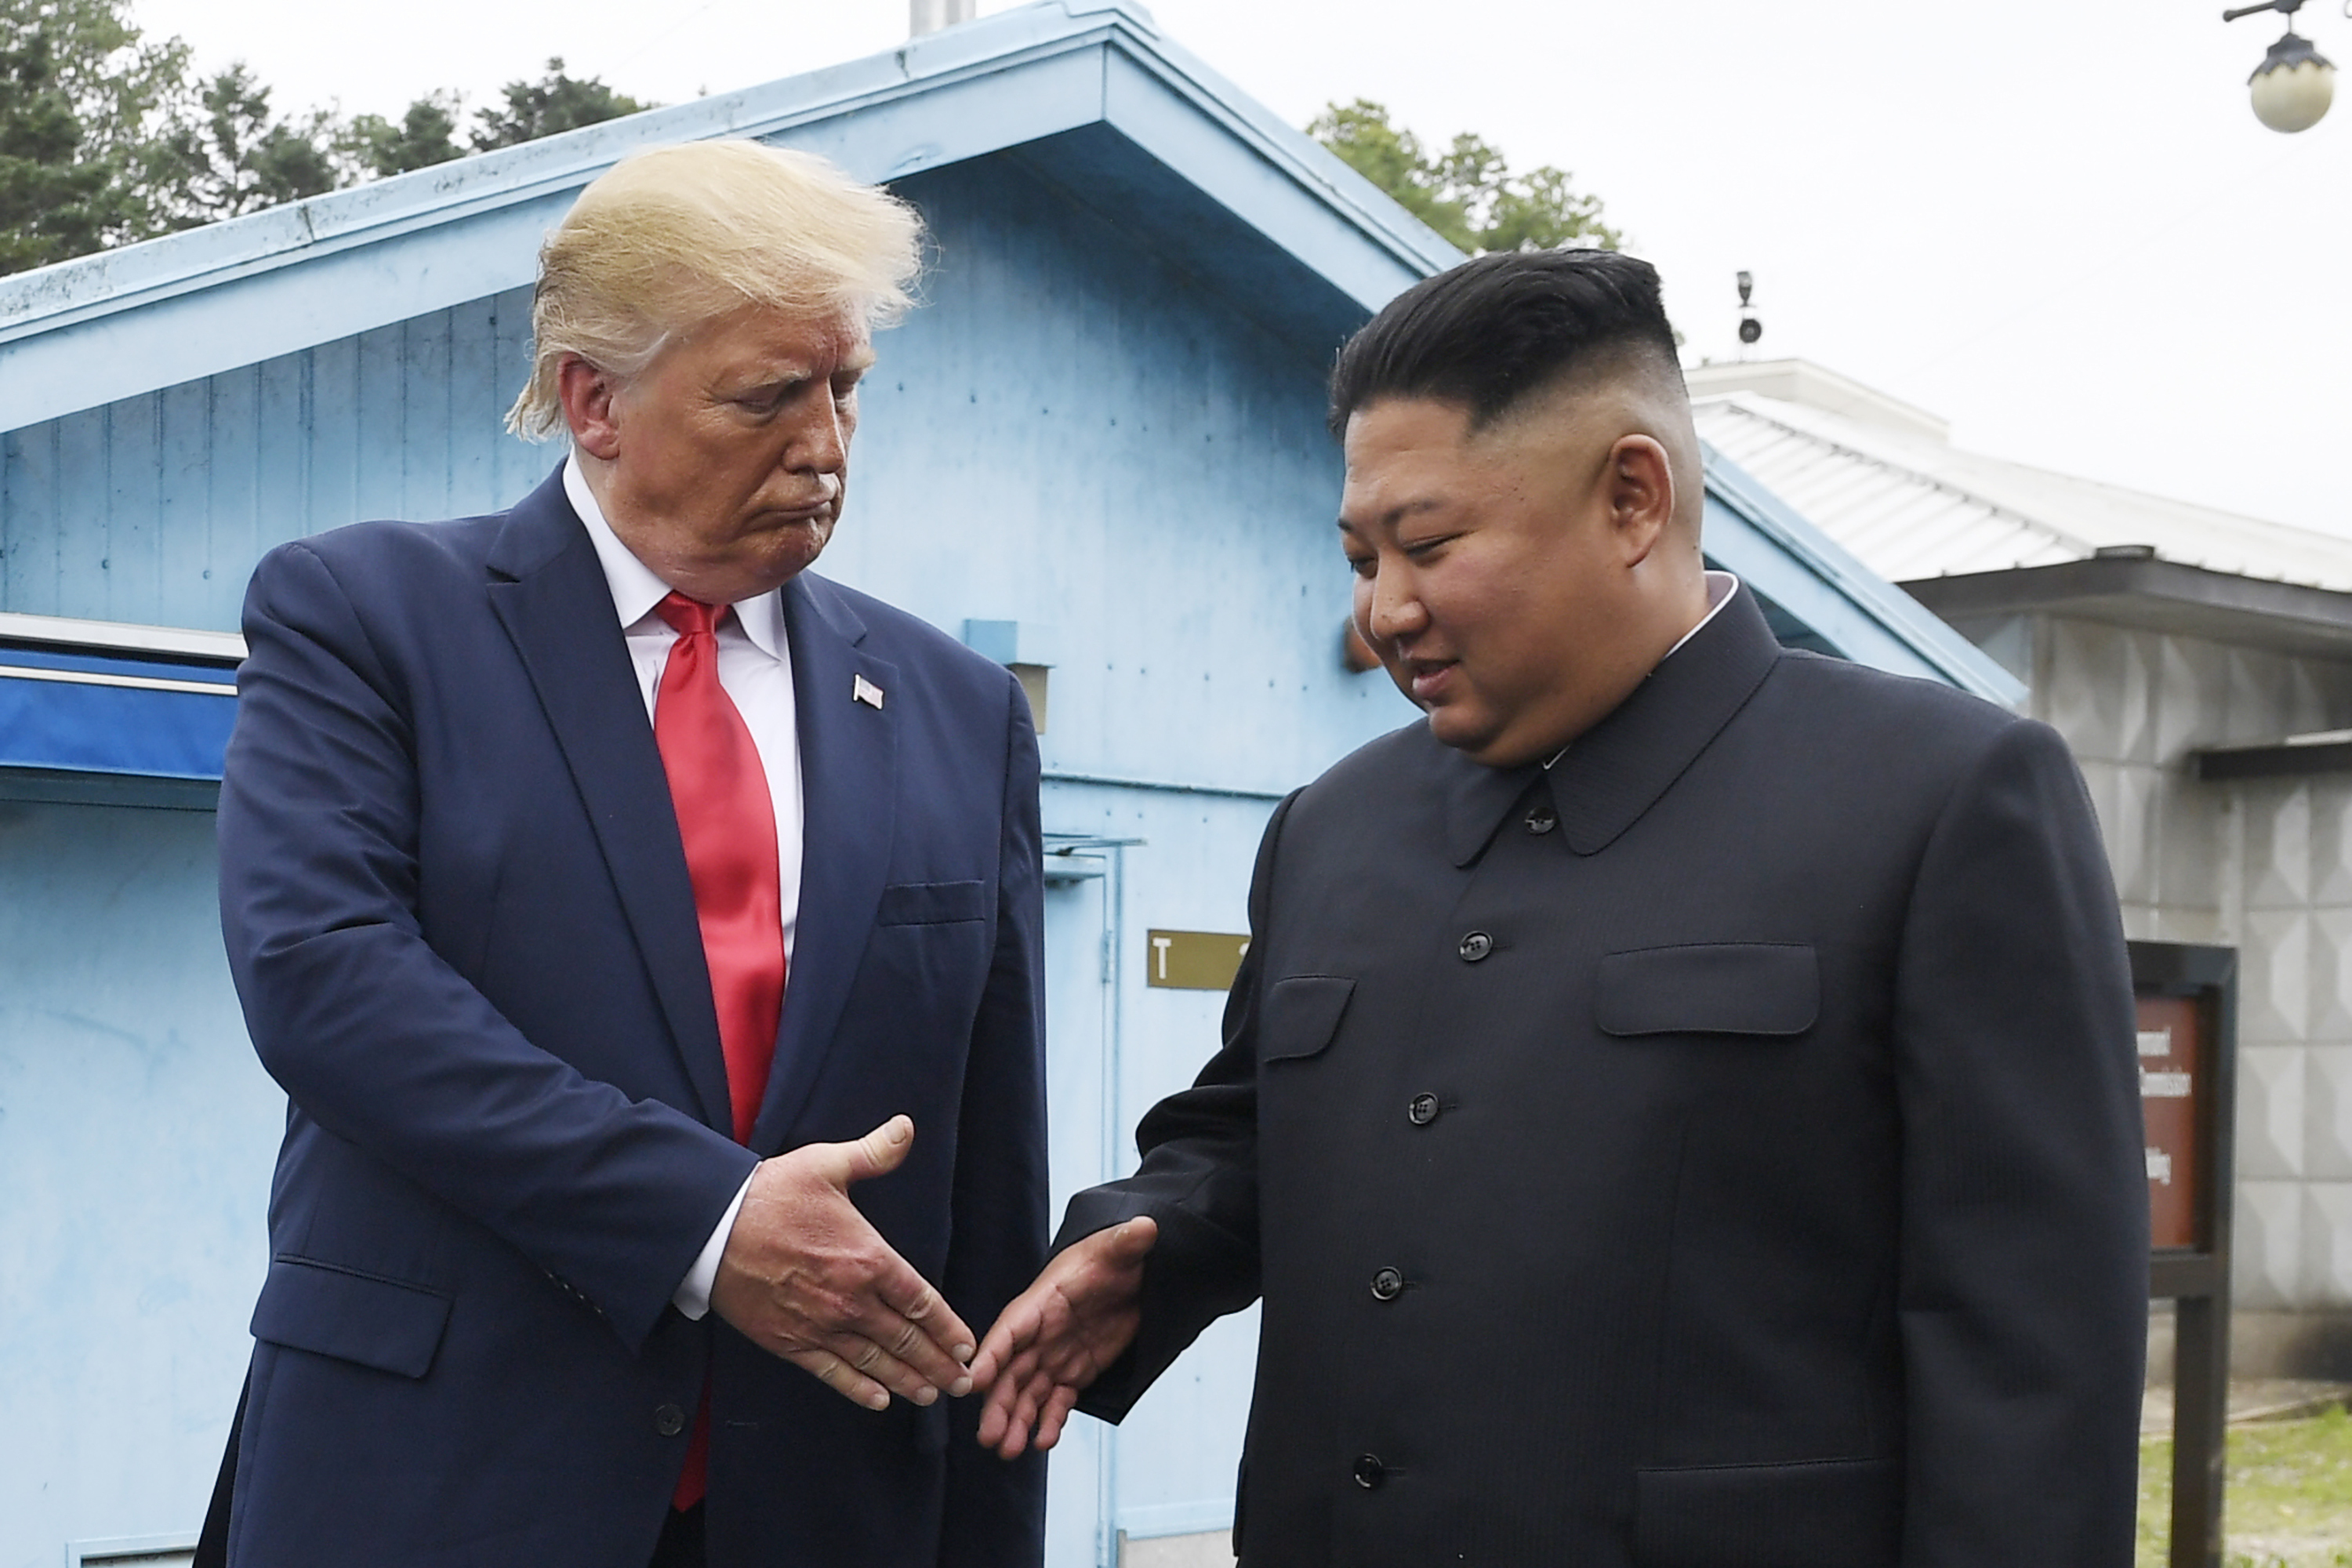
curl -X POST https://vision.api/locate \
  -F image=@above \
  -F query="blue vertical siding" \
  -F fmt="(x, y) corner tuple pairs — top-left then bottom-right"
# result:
(0, 291), (547, 632)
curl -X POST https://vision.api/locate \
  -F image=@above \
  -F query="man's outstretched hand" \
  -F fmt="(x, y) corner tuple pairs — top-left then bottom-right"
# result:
(710, 1115), (978, 1412)
(971, 1217), (1159, 1459)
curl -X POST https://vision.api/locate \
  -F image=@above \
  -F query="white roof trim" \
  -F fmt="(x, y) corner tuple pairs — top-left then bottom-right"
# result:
(0, 611), (246, 662)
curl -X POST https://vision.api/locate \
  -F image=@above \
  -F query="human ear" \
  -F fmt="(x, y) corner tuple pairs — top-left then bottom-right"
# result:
(1605, 434), (1675, 566)
(557, 356), (624, 461)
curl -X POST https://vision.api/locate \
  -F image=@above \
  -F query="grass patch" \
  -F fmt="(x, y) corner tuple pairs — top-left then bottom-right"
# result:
(2141, 1406), (2352, 1567)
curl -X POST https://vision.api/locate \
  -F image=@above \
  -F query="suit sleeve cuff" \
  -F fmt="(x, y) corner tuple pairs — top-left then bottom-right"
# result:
(673, 1171), (754, 1321)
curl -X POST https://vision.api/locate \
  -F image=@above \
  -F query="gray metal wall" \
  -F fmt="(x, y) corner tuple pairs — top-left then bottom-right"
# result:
(1960, 610), (2352, 1327)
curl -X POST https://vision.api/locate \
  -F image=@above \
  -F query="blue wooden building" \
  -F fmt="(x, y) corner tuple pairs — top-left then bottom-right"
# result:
(0, 4), (2017, 1563)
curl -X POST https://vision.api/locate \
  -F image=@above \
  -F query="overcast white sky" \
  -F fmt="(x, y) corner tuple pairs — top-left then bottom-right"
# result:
(136, 0), (2352, 539)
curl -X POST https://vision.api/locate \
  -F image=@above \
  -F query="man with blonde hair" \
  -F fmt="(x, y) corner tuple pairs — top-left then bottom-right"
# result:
(201, 140), (1048, 1567)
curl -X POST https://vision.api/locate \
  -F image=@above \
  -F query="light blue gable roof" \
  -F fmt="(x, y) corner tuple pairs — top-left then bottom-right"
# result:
(0, 1), (1453, 431)
(1704, 446), (2024, 699)
(0, 0), (2020, 707)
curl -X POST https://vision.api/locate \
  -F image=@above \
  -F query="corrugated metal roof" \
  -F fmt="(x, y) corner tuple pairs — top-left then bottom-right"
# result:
(1693, 391), (2352, 593)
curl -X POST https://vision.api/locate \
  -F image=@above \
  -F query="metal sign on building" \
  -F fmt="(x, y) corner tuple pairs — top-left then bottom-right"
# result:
(1145, 930), (1250, 991)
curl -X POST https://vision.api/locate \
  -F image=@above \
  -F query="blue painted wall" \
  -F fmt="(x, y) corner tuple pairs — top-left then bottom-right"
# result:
(0, 797), (281, 1563)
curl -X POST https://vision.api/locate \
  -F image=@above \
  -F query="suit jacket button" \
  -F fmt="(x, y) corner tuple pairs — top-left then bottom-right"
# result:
(1458, 931), (1494, 962)
(1407, 1093), (1440, 1127)
(655, 1403), (687, 1438)
(1352, 1453), (1386, 1490)
(1524, 804), (1559, 835)
(1370, 1267), (1404, 1301)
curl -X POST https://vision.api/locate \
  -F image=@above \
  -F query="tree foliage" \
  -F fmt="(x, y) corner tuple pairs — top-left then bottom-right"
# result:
(0, 21), (112, 269)
(160, 63), (338, 221)
(0, 5), (654, 276)
(1308, 98), (1621, 256)
(343, 92), (462, 180)
(471, 58), (646, 152)
(0, 0), (190, 264)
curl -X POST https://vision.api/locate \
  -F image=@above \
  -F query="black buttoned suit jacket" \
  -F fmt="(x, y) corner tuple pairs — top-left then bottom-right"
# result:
(1060, 587), (2147, 1568)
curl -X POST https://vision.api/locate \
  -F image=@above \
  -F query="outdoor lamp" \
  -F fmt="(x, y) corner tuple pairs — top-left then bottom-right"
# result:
(2225, 0), (2337, 132)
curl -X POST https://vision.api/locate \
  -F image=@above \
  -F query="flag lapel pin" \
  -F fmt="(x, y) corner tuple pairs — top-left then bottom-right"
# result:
(853, 674), (885, 710)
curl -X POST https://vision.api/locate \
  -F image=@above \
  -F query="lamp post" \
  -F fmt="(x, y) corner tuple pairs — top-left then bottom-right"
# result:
(2223, 0), (2338, 132)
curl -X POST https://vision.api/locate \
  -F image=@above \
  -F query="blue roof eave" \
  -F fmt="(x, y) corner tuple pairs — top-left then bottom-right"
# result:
(0, 0), (1460, 435)
(1701, 443), (2029, 707)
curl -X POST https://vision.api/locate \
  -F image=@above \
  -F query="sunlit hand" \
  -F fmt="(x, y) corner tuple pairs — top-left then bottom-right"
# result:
(710, 1114), (977, 1411)
(971, 1217), (1159, 1459)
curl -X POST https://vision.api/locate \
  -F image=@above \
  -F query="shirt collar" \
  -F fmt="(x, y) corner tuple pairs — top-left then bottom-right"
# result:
(1668, 570), (1740, 660)
(563, 450), (789, 660)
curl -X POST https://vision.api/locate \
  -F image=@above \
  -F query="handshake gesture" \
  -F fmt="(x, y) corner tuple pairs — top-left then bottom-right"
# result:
(713, 1113), (1158, 1454)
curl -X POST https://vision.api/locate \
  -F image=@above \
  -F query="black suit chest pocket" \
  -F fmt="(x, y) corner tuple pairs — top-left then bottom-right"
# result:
(1259, 975), (1356, 1063)
(875, 879), (987, 926)
(1594, 943), (1819, 1040)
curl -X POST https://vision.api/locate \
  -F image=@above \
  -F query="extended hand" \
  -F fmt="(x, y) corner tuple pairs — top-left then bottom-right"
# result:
(971, 1217), (1159, 1459)
(710, 1114), (977, 1411)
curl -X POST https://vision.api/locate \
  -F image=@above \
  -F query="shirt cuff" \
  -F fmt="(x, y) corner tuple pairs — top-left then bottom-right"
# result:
(673, 1172), (754, 1321)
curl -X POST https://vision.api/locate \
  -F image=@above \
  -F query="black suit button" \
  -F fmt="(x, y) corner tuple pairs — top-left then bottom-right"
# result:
(1352, 1453), (1386, 1490)
(1407, 1093), (1440, 1127)
(1370, 1267), (1404, 1301)
(1525, 804), (1559, 835)
(654, 1403), (687, 1438)
(1458, 931), (1494, 962)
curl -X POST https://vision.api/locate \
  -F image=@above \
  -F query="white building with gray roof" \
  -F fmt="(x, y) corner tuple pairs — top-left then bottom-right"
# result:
(1695, 358), (2352, 1377)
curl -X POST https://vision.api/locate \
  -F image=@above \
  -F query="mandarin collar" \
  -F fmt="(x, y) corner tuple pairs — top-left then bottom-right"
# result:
(1441, 583), (1783, 866)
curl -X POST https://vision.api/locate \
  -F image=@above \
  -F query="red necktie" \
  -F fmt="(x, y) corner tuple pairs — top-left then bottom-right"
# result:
(652, 592), (787, 1510)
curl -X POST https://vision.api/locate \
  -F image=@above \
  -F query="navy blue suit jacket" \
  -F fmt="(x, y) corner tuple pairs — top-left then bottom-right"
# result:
(214, 470), (1047, 1567)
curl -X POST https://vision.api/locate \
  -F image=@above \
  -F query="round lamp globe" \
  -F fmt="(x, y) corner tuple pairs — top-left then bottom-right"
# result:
(2249, 33), (2336, 132)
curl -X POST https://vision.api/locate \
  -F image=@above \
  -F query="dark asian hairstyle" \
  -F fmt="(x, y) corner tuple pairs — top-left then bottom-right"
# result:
(1327, 249), (1682, 437)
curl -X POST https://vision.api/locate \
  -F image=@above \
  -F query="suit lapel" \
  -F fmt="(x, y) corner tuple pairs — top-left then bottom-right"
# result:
(753, 572), (900, 1150)
(484, 471), (734, 1134)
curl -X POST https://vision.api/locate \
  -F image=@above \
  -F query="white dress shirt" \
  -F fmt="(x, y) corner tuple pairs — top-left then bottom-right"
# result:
(564, 454), (797, 1321)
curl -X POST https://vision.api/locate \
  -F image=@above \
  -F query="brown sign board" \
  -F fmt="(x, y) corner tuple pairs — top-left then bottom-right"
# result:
(1145, 929), (1250, 991)
(2130, 940), (2238, 1568)
(2140, 993), (2205, 1252)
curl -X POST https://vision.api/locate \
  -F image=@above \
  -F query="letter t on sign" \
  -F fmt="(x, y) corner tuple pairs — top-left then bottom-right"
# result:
(1145, 930), (1250, 990)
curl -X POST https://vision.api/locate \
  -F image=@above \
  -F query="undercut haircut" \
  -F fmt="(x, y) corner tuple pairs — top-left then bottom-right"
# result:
(1327, 249), (1682, 437)
(506, 140), (924, 441)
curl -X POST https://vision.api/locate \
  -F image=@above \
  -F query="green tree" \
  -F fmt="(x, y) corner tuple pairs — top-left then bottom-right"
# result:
(0, 0), (190, 266)
(0, 10), (655, 278)
(157, 61), (336, 223)
(472, 57), (647, 151)
(0, 20), (113, 269)
(343, 90), (462, 177)
(1308, 98), (1621, 256)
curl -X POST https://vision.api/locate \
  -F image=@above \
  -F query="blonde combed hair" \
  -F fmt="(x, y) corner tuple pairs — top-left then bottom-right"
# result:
(505, 140), (924, 441)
